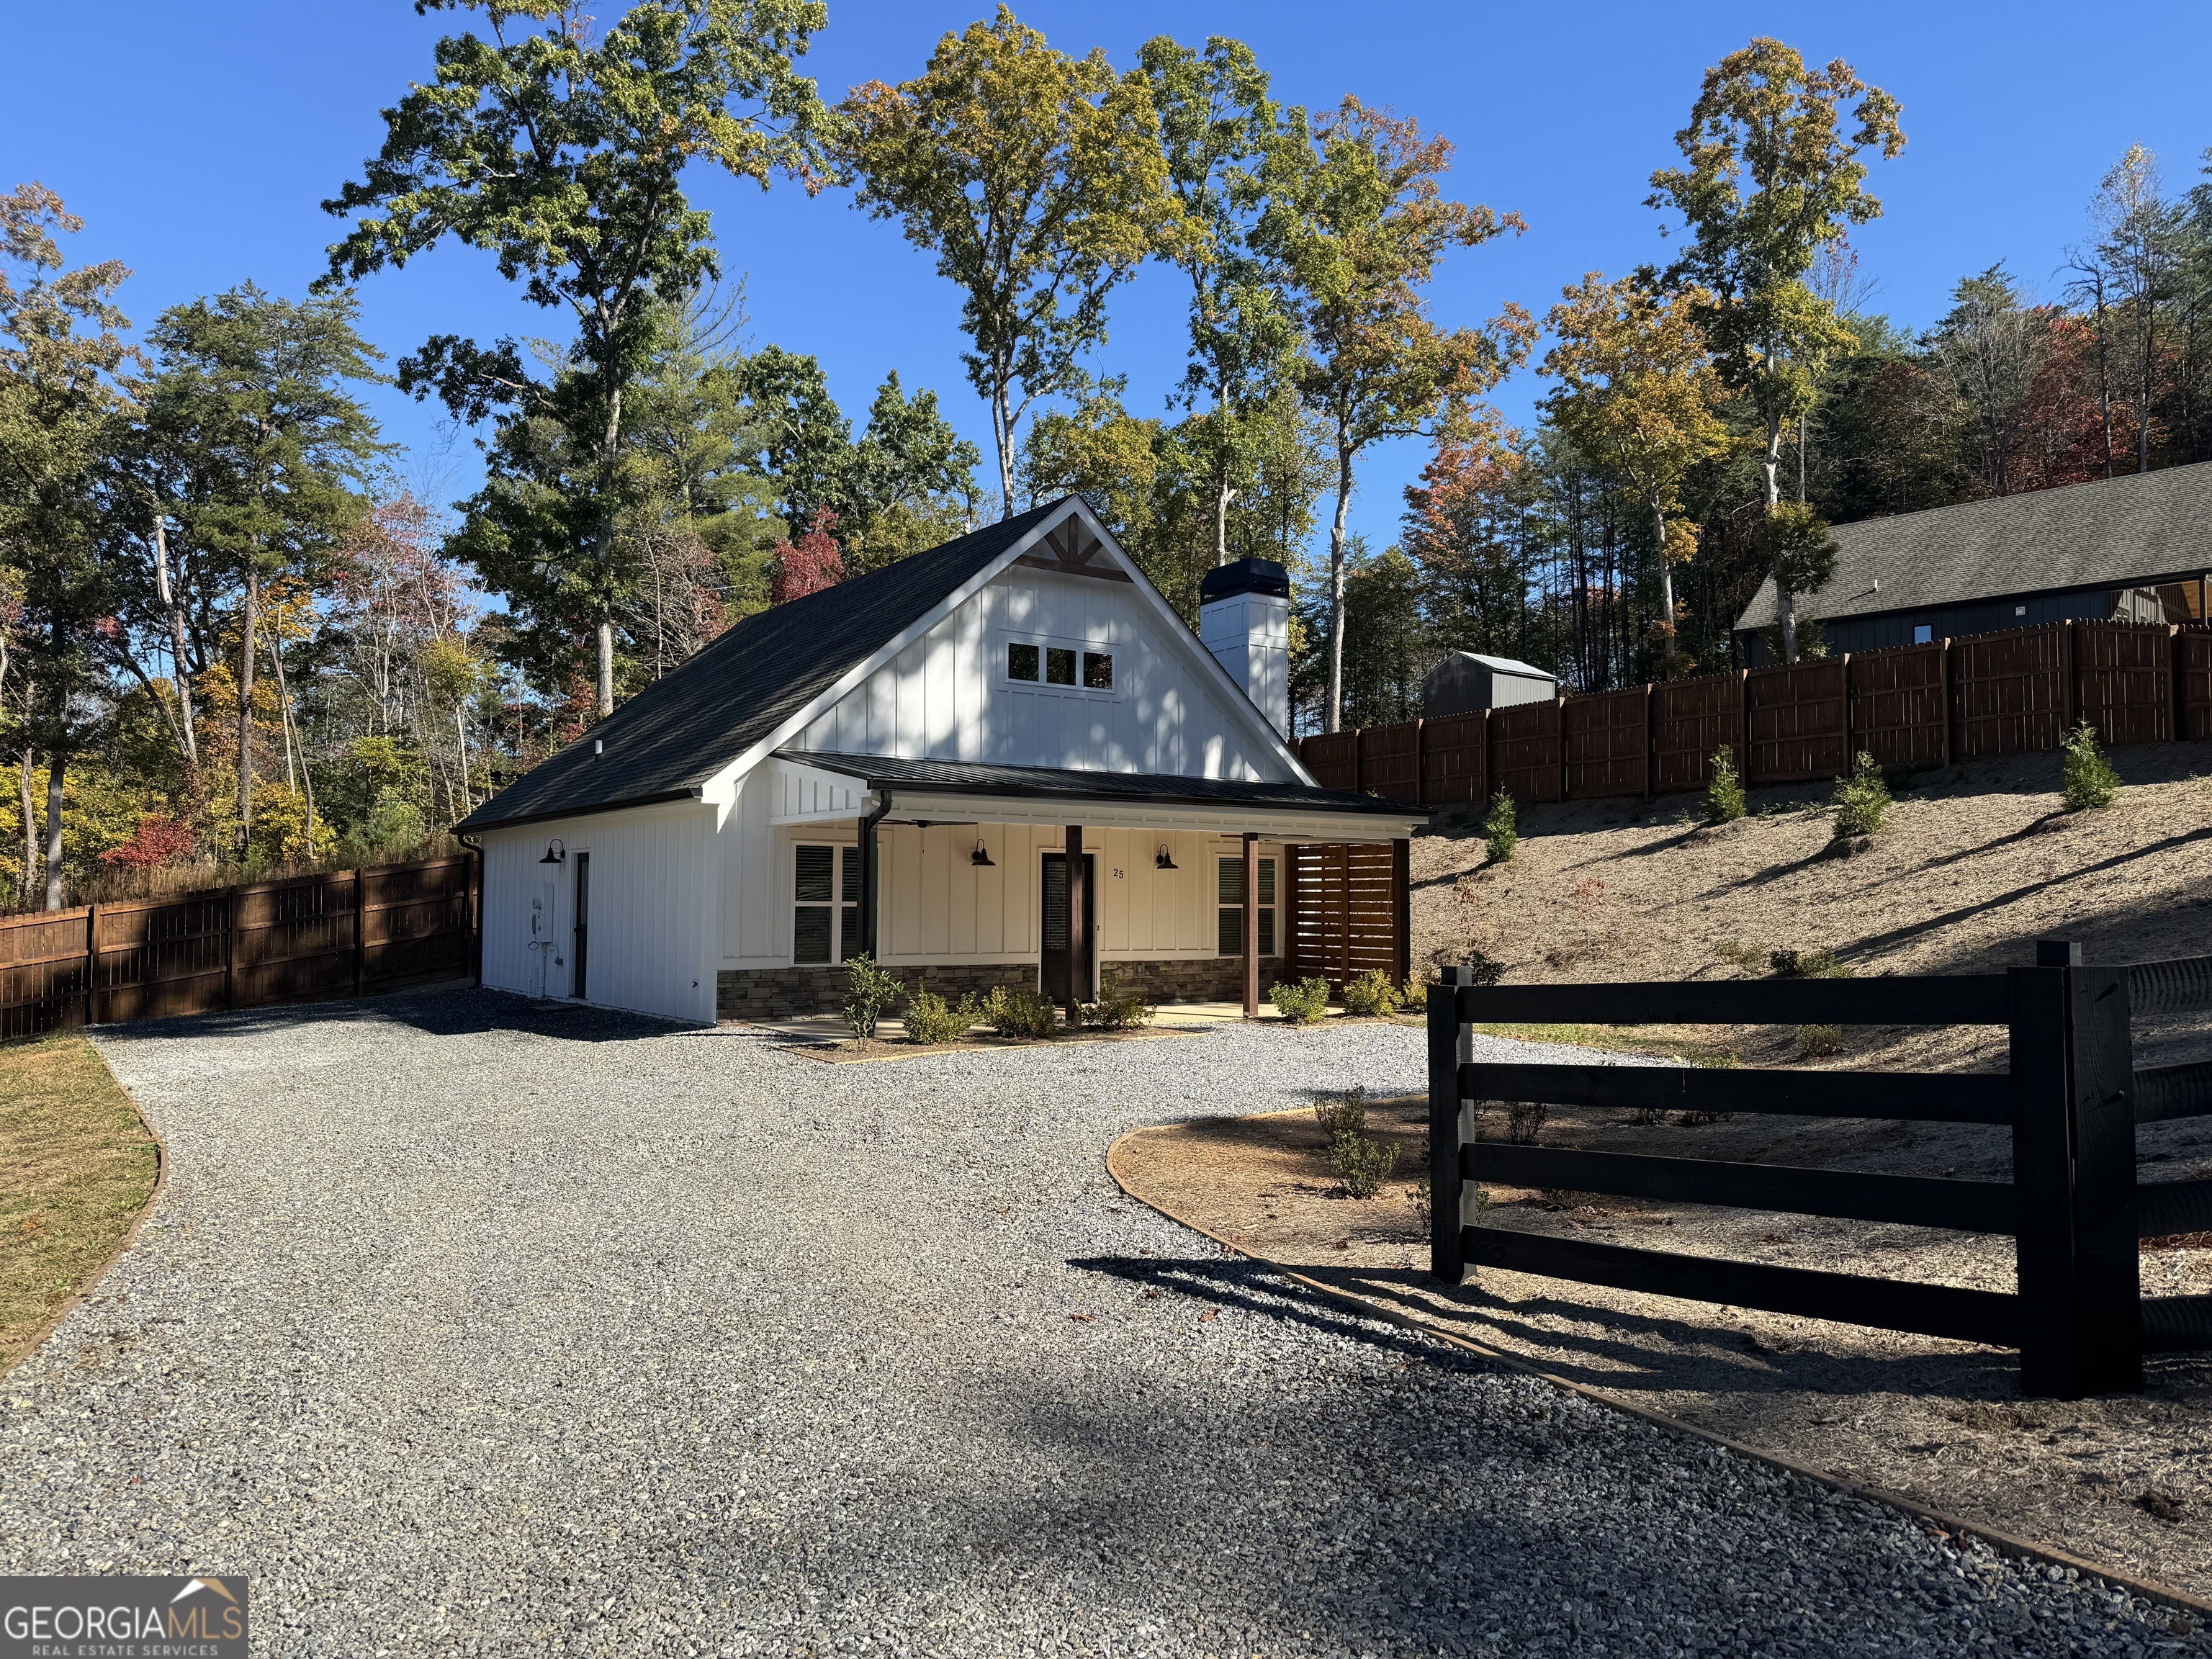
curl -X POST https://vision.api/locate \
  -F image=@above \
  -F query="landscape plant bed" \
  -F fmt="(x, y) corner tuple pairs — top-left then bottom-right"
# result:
(1, 1035), (161, 1371)
(1111, 1088), (2212, 1601)
(785, 1025), (1196, 1064)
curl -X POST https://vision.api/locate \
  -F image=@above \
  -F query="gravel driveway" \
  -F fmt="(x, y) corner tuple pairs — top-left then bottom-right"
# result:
(1, 990), (2202, 1657)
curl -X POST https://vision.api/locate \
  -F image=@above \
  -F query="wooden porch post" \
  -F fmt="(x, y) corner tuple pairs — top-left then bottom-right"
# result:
(1064, 823), (1086, 1025)
(1392, 837), (1412, 992)
(1241, 832), (1259, 1017)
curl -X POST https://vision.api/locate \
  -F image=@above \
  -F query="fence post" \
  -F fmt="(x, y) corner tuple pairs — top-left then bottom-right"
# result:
(2062, 619), (2078, 734)
(2069, 952), (2142, 1393)
(1839, 654), (1854, 771)
(1413, 717), (1427, 806)
(2012, 943), (2080, 1397)
(1429, 964), (1475, 1285)
(1940, 639), (1954, 765)
(354, 868), (367, 997)
(1556, 696), (1570, 802)
(223, 886), (239, 1012)
(1737, 670), (1752, 786)
(83, 903), (98, 1028)
(1642, 683), (1655, 800)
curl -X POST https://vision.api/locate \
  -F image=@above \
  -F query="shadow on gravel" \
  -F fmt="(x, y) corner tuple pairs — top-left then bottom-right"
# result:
(97, 986), (680, 1046)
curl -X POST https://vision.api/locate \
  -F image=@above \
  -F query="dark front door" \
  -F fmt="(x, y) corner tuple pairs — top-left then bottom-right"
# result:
(572, 851), (590, 1000)
(1040, 852), (1094, 1005)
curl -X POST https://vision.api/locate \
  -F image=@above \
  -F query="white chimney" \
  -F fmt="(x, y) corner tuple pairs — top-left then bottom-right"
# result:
(1199, 558), (1291, 737)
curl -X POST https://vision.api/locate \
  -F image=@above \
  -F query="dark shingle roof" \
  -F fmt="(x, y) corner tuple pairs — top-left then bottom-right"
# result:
(457, 500), (1070, 832)
(1735, 461), (2212, 631)
(781, 753), (1418, 817)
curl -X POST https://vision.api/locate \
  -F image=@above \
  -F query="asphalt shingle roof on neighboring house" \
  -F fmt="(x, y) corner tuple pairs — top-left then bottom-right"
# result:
(1735, 460), (2212, 632)
(456, 499), (1071, 833)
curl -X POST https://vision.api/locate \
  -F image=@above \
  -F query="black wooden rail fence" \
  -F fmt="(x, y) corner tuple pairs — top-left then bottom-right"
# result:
(1426, 943), (2212, 1399)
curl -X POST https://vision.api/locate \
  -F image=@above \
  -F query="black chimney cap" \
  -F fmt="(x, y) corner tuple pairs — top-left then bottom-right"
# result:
(1200, 558), (1290, 603)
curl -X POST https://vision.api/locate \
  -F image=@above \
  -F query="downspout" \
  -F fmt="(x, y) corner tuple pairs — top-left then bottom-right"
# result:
(857, 792), (891, 959)
(455, 832), (485, 987)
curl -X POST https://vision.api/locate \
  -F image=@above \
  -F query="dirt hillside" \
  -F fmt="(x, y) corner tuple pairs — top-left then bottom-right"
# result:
(1413, 737), (2212, 1073)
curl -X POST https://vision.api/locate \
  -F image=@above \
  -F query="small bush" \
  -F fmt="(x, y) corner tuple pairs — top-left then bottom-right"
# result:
(1330, 1132), (1398, 1199)
(2062, 720), (2121, 811)
(1769, 948), (1852, 980)
(1270, 976), (1331, 1025)
(842, 953), (902, 1042)
(1077, 974), (1155, 1032)
(902, 982), (976, 1046)
(1409, 1174), (1431, 1228)
(1716, 938), (1766, 971)
(1397, 976), (1427, 1012)
(1341, 968), (1400, 1017)
(1313, 1086), (1367, 1141)
(1483, 791), (1519, 864)
(1796, 1022), (1843, 1058)
(1505, 1100), (1548, 1145)
(979, 984), (1061, 1040)
(1704, 744), (1746, 825)
(1830, 751), (1892, 841)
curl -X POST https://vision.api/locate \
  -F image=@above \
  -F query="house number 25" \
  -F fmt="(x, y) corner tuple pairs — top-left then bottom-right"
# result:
(1111, 868), (1125, 880)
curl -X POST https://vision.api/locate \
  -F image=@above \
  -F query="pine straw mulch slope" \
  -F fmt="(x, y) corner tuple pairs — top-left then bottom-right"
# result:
(0, 1035), (159, 1372)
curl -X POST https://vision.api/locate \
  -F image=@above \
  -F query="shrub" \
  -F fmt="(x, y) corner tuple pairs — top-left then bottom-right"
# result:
(1341, 968), (1400, 1017)
(902, 981), (976, 1046)
(1796, 1023), (1843, 1058)
(1409, 1174), (1431, 1228)
(1716, 938), (1766, 971)
(1483, 791), (1519, 863)
(1505, 1100), (1548, 1145)
(1397, 976), (1427, 1013)
(2062, 720), (2121, 811)
(1704, 745), (1746, 825)
(1830, 751), (1892, 841)
(979, 984), (1061, 1040)
(1769, 948), (1852, 980)
(842, 953), (902, 1042)
(1313, 1087), (1367, 1141)
(1330, 1132), (1398, 1199)
(1077, 974), (1155, 1032)
(1270, 976), (1330, 1025)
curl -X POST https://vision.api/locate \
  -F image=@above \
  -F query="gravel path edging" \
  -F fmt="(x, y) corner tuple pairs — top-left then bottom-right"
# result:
(1105, 1119), (2212, 1627)
(2, 1035), (168, 1380)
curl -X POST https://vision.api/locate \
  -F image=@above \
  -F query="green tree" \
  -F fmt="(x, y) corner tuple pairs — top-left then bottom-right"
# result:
(842, 370), (981, 569)
(0, 184), (135, 907)
(1646, 37), (1905, 524)
(141, 287), (385, 856)
(836, 7), (1187, 515)
(1138, 33), (1295, 565)
(1256, 96), (1532, 732)
(1755, 500), (1838, 663)
(1539, 272), (1729, 669)
(325, 0), (832, 718)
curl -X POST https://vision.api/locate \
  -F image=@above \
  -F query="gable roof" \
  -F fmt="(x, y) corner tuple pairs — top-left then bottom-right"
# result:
(1735, 461), (2212, 633)
(456, 499), (1069, 832)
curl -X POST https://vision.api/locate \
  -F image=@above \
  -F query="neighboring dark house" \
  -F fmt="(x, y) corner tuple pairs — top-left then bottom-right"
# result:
(1735, 462), (2212, 665)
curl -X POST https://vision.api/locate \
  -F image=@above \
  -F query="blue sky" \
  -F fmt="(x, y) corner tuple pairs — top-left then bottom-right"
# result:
(9, 1), (2211, 557)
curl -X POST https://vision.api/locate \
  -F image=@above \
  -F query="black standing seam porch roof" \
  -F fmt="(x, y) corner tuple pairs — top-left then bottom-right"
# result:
(775, 752), (1419, 819)
(455, 501), (1074, 833)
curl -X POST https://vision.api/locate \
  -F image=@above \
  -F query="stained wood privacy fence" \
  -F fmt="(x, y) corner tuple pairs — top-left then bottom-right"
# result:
(0, 856), (479, 1043)
(1306, 619), (2212, 809)
(1283, 840), (1411, 995)
(1427, 943), (2212, 1398)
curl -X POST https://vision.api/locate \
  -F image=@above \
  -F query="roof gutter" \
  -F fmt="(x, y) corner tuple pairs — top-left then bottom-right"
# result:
(453, 786), (704, 837)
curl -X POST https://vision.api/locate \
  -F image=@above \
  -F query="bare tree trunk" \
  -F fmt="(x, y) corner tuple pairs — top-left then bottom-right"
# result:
(1779, 587), (1799, 667)
(1762, 413), (1784, 510)
(2094, 295), (2115, 478)
(42, 747), (66, 912)
(1324, 444), (1354, 735)
(455, 702), (472, 810)
(1651, 491), (1676, 657)
(151, 513), (197, 770)
(593, 382), (626, 719)
(1214, 473), (1235, 567)
(269, 638), (316, 857)
(595, 616), (615, 720)
(992, 368), (1016, 521)
(1797, 413), (1808, 503)
(235, 568), (258, 859)
(17, 720), (36, 908)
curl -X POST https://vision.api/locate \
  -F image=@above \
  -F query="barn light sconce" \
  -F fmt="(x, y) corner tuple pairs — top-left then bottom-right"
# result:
(540, 838), (567, 866)
(970, 837), (996, 868)
(1155, 843), (1178, 871)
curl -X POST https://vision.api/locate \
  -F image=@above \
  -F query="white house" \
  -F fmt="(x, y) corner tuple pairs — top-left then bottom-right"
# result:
(456, 496), (1426, 1026)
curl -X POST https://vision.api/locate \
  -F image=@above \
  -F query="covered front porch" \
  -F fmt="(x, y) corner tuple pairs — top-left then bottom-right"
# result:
(716, 754), (1427, 1024)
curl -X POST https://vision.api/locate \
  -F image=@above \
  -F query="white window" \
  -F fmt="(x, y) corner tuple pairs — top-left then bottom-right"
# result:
(1217, 856), (1277, 957)
(1004, 637), (1114, 696)
(793, 844), (860, 964)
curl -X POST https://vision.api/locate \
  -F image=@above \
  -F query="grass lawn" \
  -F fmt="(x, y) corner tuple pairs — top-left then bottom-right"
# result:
(1, 1035), (159, 1371)
(1463, 1021), (1740, 1067)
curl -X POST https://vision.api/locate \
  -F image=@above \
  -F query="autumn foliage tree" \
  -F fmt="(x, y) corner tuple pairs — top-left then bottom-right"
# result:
(769, 507), (844, 603)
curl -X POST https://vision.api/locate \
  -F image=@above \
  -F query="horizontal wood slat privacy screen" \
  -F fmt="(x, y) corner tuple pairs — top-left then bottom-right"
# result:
(1300, 619), (2209, 809)
(0, 855), (477, 1041)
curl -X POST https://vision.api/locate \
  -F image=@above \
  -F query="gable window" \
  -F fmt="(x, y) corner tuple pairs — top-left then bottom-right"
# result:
(1083, 650), (1113, 690)
(793, 843), (860, 965)
(1046, 646), (1077, 685)
(1008, 642), (1040, 681)
(1216, 856), (1277, 957)
(1002, 635), (1118, 697)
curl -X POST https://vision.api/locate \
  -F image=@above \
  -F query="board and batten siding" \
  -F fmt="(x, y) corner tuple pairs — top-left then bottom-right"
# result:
(479, 802), (718, 1024)
(783, 567), (1282, 781)
(721, 817), (1278, 968)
